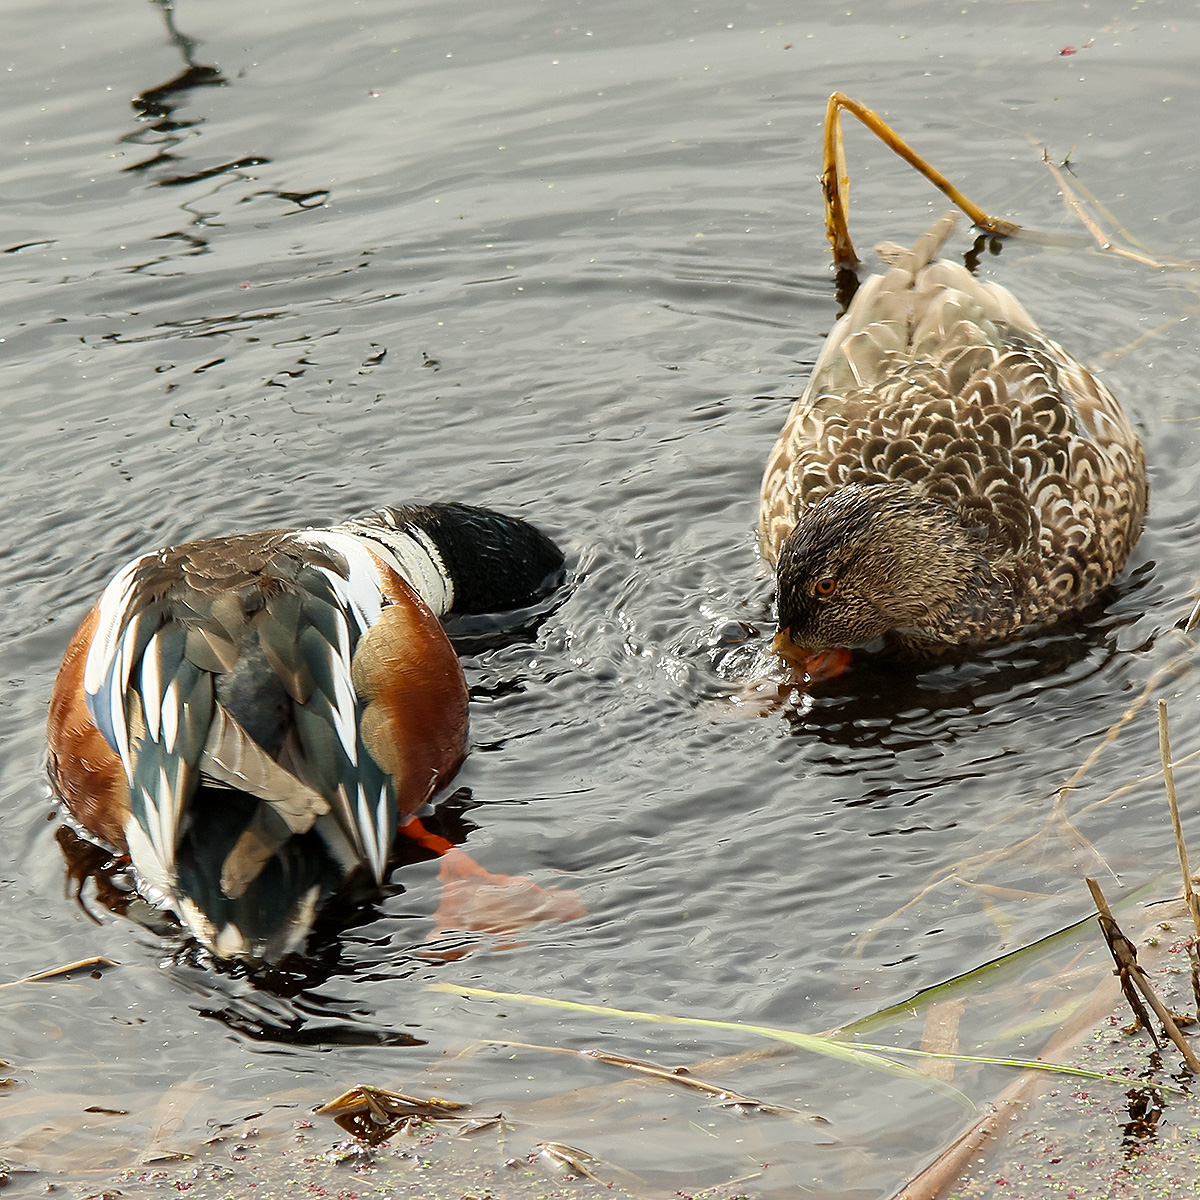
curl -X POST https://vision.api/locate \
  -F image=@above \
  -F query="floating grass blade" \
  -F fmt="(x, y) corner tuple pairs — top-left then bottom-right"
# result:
(430, 983), (1149, 1101)
(433, 981), (973, 1107)
(433, 984), (979, 1108)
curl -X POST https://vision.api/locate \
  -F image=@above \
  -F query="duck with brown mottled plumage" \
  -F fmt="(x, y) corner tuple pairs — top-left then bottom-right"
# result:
(760, 215), (1147, 665)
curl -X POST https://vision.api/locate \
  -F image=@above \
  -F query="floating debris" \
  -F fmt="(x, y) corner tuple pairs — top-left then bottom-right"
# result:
(314, 1084), (469, 1145)
(0, 956), (118, 989)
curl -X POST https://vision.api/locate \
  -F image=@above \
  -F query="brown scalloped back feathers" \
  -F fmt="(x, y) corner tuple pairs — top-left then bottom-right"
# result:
(760, 215), (1147, 656)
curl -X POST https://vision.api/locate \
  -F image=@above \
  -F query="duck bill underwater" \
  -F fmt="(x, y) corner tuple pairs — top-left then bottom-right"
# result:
(772, 636), (855, 684)
(767, 476), (1002, 672)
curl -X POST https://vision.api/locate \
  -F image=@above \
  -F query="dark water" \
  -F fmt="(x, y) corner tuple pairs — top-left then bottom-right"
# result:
(4, 0), (1200, 1194)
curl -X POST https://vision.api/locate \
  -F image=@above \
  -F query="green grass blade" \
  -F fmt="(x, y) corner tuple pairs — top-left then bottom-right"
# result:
(430, 982), (1151, 1098)
(430, 982), (975, 1110)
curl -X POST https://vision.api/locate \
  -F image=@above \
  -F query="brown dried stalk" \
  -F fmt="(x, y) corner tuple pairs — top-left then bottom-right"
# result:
(1156, 699), (1200, 1015)
(1086, 877), (1200, 1073)
(1040, 151), (1200, 270)
(0, 957), (119, 989)
(821, 92), (1019, 269)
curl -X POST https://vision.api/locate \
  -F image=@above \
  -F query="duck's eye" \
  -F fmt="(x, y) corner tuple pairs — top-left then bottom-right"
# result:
(814, 576), (837, 598)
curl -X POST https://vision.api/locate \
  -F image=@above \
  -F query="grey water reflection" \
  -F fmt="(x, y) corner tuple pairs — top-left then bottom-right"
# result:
(3, 0), (1200, 1195)
(121, 1), (229, 183)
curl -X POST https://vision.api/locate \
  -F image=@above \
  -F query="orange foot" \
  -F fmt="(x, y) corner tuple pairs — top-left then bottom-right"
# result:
(400, 818), (585, 955)
(432, 848), (586, 939)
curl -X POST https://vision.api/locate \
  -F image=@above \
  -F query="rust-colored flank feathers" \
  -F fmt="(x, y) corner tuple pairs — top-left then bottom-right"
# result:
(47, 605), (129, 850)
(761, 215), (1147, 661)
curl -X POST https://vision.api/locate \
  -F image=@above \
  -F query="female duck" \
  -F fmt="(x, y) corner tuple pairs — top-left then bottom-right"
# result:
(47, 502), (575, 961)
(760, 215), (1147, 663)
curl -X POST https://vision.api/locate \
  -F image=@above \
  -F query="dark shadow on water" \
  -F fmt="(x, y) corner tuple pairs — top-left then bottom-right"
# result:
(792, 614), (1114, 735)
(193, 998), (428, 1048)
(121, 2), (229, 180)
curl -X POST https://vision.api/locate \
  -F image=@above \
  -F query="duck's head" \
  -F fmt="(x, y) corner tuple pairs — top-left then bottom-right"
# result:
(772, 482), (990, 665)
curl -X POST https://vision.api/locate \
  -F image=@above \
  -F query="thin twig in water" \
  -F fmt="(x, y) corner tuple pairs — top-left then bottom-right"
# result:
(1187, 595), (1200, 634)
(1086, 877), (1200, 1072)
(1091, 887), (1160, 1047)
(1072, 745), (1200, 822)
(1040, 151), (1200, 269)
(1156, 700), (1200, 1016)
(473, 1037), (804, 1115)
(857, 646), (1199, 950)
(1055, 654), (1190, 805)
(0, 956), (119, 988)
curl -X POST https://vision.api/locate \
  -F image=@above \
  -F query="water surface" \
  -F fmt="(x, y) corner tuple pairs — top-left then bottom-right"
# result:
(4, 0), (1200, 1194)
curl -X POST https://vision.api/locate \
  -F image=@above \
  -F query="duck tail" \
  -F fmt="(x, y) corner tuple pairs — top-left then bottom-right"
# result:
(875, 211), (960, 275)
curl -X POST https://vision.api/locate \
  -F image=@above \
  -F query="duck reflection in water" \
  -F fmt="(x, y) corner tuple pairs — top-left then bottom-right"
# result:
(47, 502), (584, 963)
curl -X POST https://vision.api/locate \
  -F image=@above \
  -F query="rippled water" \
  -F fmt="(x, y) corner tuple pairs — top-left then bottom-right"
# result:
(4, 0), (1200, 1194)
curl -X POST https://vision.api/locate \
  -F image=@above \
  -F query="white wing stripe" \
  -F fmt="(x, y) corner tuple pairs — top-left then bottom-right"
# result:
(327, 520), (454, 616)
(309, 563), (378, 635)
(161, 677), (181, 754)
(141, 636), (164, 742)
(151, 767), (174, 865)
(329, 667), (358, 764)
(124, 816), (174, 895)
(354, 784), (383, 881)
(109, 632), (132, 764)
(292, 531), (386, 625)
(410, 528), (453, 614)
(335, 607), (351, 665)
(83, 557), (143, 696)
(374, 787), (389, 883)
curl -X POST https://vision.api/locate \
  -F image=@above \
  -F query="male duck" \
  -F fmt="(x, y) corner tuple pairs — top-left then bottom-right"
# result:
(47, 501), (575, 961)
(760, 215), (1147, 663)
